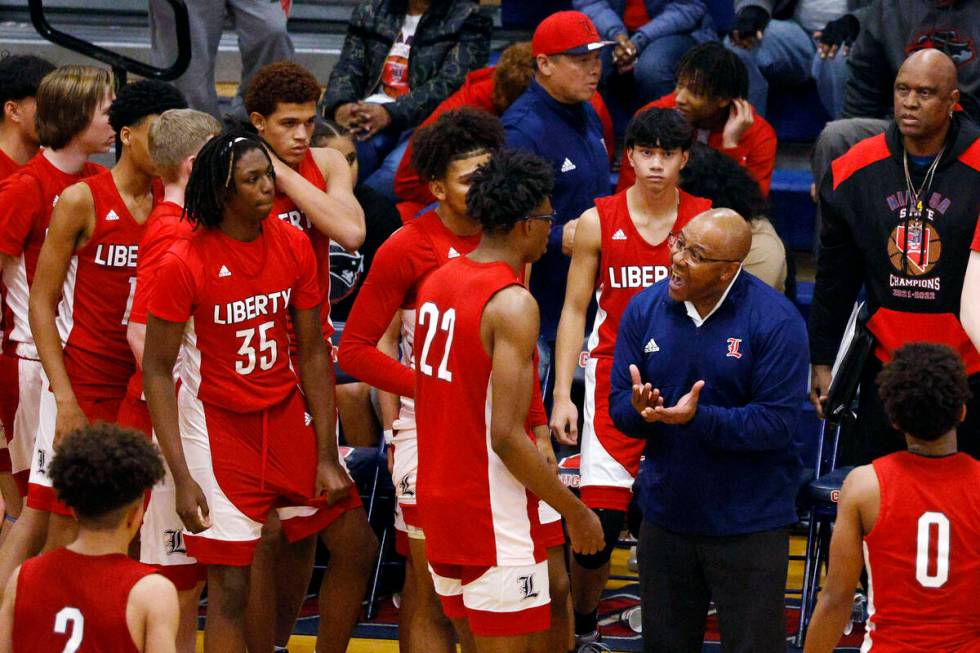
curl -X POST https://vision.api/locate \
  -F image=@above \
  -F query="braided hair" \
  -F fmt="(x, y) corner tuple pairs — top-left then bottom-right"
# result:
(183, 132), (273, 229)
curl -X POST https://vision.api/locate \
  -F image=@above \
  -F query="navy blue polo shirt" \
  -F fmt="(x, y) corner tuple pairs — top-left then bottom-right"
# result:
(502, 79), (611, 341)
(609, 271), (809, 536)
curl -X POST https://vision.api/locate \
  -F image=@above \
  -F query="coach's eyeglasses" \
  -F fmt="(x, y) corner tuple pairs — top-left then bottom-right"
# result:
(524, 210), (557, 226)
(668, 232), (741, 265)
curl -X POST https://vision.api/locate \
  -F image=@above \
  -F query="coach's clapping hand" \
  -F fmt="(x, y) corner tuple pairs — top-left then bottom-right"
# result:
(175, 478), (211, 533)
(317, 459), (353, 507)
(566, 503), (605, 555)
(630, 364), (704, 424)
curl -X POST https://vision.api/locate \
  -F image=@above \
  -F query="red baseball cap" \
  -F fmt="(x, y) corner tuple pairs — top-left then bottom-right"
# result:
(531, 11), (613, 57)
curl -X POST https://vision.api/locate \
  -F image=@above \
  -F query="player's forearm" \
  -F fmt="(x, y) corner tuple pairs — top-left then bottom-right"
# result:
(276, 166), (365, 251)
(803, 590), (855, 653)
(553, 307), (588, 399)
(143, 369), (190, 483)
(127, 321), (147, 367)
(492, 429), (583, 518)
(298, 338), (340, 464)
(28, 292), (75, 404)
(339, 335), (414, 397)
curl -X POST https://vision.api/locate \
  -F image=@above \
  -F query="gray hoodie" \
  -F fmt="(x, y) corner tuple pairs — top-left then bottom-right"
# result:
(842, 0), (980, 122)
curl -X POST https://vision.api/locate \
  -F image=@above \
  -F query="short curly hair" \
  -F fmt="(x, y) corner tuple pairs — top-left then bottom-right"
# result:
(877, 343), (971, 441)
(245, 61), (322, 117)
(50, 422), (164, 527)
(680, 144), (768, 221)
(466, 149), (554, 235)
(109, 79), (187, 133)
(411, 107), (505, 182)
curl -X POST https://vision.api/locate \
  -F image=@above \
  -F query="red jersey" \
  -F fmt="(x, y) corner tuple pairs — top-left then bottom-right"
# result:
(148, 216), (321, 412)
(57, 171), (155, 399)
(0, 154), (103, 358)
(862, 452), (980, 651)
(623, 0), (651, 31)
(616, 92), (777, 197)
(0, 149), (19, 181)
(588, 189), (711, 359)
(12, 547), (156, 653)
(124, 201), (193, 402)
(414, 257), (545, 566)
(339, 209), (481, 425)
(0, 147), (23, 348)
(269, 148), (333, 345)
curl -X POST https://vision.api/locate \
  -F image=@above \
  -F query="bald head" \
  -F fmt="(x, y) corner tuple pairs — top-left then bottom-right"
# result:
(900, 49), (958, 95)
(684, 208), (752, 262)
(894, 49), (960, 150)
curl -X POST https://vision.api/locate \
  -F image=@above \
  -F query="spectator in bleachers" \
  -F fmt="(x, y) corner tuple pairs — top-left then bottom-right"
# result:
(572, 0), (717, 105)
(679, 144), (788, 291)
(610, 208), (808, 653)
(502, 11), (613, 365)
(320, 0), (492, 202)
(393, 41), (616, 208)
(811, 0), (980, 211)
(809, 49), (980, 464)
(727, 0), (859, 118)
(149, 0), (294, 120)
(616, 42), (777, 197)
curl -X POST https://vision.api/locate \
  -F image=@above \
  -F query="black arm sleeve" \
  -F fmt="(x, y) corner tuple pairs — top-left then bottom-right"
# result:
(808, 171), (866, 365)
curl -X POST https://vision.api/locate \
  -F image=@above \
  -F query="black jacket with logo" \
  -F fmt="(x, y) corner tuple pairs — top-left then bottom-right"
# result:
(810, 114), (980, 372)
(321, 0), (491, 131)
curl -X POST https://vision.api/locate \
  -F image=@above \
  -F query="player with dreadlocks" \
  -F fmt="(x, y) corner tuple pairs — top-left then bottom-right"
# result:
(143, 132), (377, 653)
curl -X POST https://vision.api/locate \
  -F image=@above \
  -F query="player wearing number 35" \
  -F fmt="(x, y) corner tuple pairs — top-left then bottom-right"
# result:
(805, 343), (980, 653)
(0, 423), (179, 653)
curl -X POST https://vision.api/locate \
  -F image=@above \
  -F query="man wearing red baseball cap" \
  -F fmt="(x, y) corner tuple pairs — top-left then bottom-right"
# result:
(501, 6), (613, 411)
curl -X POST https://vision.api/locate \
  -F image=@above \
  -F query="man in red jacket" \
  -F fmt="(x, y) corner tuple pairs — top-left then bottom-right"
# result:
(616, 42), (777, 197)
(394, 41), (615, 209)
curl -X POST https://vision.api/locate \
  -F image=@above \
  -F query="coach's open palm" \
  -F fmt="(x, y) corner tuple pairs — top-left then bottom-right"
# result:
(317, 459), (353, 506)
(566, 503), (605, 555)
(175, 477), (211, 533)
(54, 398), (88, 446)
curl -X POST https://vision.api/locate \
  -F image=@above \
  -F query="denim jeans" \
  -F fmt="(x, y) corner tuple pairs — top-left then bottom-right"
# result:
(726, 19), (816, 116)
(355, 126), (412, 202)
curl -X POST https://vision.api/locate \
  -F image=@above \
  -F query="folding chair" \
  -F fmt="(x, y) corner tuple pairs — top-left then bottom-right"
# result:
(794, 304), (872, 645)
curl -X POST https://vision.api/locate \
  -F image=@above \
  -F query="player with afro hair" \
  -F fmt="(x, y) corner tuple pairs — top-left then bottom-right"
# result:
(51, 423), (164, 527)
(877, 343), (971, 441)
(465, 148), (554, 235)
(410, 106), (505, 183)
(0, 423), (178, 651)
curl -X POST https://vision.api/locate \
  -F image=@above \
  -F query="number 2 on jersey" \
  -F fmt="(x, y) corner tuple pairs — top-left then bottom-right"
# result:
(235, 321), (277, 375)
(916, 511), (950, 588)
(54, 606), (84, 653)
(417, 303), (455, 382)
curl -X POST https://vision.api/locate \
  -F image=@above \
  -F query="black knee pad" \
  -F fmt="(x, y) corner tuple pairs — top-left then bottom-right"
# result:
(572, 508), (625, 569)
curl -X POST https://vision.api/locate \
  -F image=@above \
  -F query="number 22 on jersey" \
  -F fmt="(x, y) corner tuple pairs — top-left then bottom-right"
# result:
(417, 302), (456, 382)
